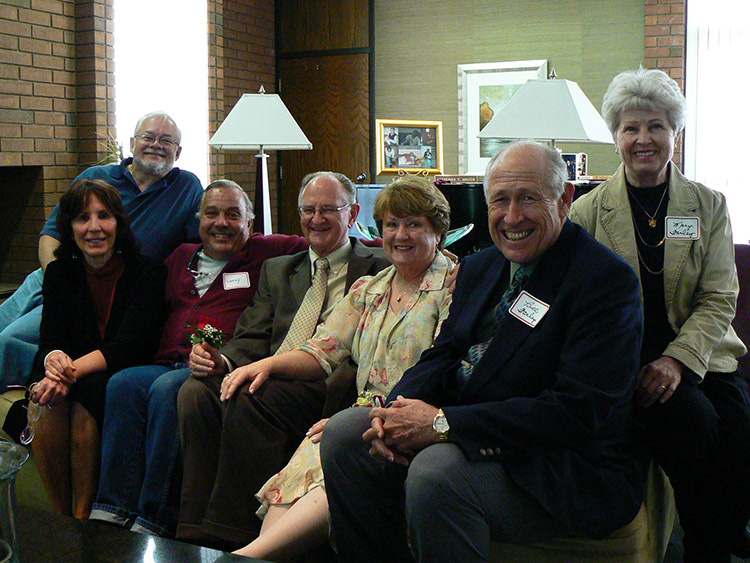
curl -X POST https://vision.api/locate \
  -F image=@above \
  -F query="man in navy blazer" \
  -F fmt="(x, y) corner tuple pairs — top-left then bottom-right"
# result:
(321, 141), (645, 562)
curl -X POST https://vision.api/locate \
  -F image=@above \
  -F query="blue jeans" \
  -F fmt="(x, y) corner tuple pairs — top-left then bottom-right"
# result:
(0, 268), (44, 391)
(92, 364), (190, 537)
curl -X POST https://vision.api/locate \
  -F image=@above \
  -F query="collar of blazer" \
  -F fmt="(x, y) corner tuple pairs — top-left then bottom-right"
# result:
(346, 237), (380, 287)
(598, 162), (698, 307)
(287, 236), (386, 308)
(459, 220), (579, 399)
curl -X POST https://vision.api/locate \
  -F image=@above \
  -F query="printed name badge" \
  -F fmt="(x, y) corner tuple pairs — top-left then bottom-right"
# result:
(223, 272), (250, 290)
(665, 217), (700, 240)
(509, 291), (550, 328)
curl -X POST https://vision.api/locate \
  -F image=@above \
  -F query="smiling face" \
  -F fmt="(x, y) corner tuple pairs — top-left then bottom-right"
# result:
(615, 108), (676, 187)
(199, 186), (253, 261)
(299, 175), (359, 257)
(486, 145), (573, 265)
(130, 114), (182, 177)
(381, 212), (440, 277)
(72, 194), (118, 268)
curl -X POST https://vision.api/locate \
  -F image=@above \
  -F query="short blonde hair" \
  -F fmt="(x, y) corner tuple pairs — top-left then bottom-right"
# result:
(373, 176), (450, 249)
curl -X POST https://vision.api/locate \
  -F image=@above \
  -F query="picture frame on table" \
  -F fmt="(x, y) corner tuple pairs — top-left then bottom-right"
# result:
(375, 119), (444, 175)
(562, 152), (588, 181)
(457, 59), (548, 175)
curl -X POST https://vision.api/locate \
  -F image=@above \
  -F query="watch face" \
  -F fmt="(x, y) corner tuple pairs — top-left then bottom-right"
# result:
(434, 415), (449, 433)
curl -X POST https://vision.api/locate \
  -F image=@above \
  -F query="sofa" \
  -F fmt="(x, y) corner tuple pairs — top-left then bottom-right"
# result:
(489, 462), (675, 562)
(1, 243), (749, 557)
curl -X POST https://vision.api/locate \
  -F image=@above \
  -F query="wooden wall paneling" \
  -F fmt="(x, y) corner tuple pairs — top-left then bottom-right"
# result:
(277, 0), (369, 52)
(372, 0), (645, 179)
(278, 53), (370, 234)
(210, 0), (277, 229)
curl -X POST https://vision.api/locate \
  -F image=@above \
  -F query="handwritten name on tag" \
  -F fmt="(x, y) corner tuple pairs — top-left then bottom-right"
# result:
(509, 291), (550, 328)
(223, 272), (250, 290)
(666, 217), (700, 240)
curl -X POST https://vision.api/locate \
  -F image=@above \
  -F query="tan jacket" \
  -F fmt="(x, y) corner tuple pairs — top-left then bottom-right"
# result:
(570, 162), (745, 380)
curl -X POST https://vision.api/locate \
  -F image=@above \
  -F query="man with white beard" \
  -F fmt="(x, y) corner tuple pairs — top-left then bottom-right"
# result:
(0, 111), (204, 391)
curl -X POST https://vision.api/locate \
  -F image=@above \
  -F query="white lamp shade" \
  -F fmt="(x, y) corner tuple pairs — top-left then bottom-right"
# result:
(209, 93), (312, 150)
(477, 79), (614, 144)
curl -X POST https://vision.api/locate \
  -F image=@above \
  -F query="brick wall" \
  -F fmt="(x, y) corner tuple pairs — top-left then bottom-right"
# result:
(0, 0), (114, 283)
(0, 1), (687, 280)
(74, 0), (115, 166)
(644, 0), (686, 168)
(208, 0), (277, 230)
(0, 0), (275, 283)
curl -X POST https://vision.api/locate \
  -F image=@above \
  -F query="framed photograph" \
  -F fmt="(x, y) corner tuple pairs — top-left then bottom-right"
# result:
(562, 153), (588, 181)
(457, 60), (547, 175)
(375, 119), (444, 175)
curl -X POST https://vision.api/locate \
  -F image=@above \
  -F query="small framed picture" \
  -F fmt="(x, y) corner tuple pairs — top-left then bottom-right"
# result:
(375, 119), (444, 175)
(561, 153), (588, 181)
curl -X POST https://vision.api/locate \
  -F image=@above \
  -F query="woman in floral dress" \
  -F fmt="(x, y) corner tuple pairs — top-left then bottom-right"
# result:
(221, 176), (454, 561)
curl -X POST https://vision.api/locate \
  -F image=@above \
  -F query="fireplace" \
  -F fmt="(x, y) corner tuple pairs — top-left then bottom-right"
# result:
(0, 167), (45, 285)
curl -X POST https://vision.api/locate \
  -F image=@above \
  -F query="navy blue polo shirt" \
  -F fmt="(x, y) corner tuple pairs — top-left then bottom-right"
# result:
(41, 157), (204, 261)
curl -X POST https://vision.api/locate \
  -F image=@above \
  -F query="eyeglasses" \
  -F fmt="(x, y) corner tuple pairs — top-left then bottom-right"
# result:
(186, 250), (213, 283)
(297, 203), (351, 218)
(134, 134), (179, 148)
(0, 384), (45, 445)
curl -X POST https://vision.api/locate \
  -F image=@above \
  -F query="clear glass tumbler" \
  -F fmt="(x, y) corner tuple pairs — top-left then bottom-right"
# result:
(0, 441), (29, 563)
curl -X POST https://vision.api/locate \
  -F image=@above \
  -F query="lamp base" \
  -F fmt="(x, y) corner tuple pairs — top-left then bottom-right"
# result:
(255, 151), (272, 235)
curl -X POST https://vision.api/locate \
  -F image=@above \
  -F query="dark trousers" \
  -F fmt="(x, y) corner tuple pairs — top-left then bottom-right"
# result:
(636, 370), (750, 563)
(321, 407), (572, 563)
(175, 374), (326, 550)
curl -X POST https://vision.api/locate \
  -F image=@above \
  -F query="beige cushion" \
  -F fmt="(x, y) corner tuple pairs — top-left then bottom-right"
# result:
(489, 462), (675, 563)
(0, 389), (26, 432)
(0, 390), (51, 511)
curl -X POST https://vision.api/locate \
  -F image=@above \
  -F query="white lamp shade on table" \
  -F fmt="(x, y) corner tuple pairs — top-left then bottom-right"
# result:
(477, 79), (613, 146)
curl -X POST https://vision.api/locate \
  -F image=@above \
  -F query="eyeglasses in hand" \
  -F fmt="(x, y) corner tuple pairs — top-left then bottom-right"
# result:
(0, 384), (46, 445)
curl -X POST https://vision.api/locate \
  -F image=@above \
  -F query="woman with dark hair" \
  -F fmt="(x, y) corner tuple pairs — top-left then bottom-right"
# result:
(29, 178), (167, 519)
(571, 68), (750, 562)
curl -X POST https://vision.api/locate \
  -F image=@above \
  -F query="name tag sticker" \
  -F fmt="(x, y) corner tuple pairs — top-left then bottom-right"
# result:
(223, 272), (250, 290)
(666, 217), (700, 240)
(509, 291), (550, 328)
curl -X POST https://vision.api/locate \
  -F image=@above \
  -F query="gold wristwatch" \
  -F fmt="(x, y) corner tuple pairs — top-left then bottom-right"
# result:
(432, 408), (450, 442)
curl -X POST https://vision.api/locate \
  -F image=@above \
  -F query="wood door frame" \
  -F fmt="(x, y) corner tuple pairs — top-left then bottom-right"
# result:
(274, 0), (374, 235)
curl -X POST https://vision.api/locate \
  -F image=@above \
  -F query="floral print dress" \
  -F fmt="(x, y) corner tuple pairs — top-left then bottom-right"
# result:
(255, 252), (453, 516)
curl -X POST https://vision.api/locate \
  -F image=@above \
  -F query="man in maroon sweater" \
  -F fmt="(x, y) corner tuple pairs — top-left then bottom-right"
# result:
(89, 179), (308, 537)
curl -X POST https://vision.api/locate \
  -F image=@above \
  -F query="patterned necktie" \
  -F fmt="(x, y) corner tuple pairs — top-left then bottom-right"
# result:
(275, 257), (330, 355)
(457, 266), (529, 385)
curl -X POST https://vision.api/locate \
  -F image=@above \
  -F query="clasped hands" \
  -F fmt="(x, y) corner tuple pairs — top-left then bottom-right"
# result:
(34, 350), (75, 406)
(364, 395), (440, 466)
(188, 342), (272, 401)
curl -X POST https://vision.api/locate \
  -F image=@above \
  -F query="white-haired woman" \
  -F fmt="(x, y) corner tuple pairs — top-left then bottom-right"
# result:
(571, 67), (750, 563)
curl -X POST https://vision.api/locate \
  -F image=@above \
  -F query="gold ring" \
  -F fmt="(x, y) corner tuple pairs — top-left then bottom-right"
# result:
(658, 384), (667, 390)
